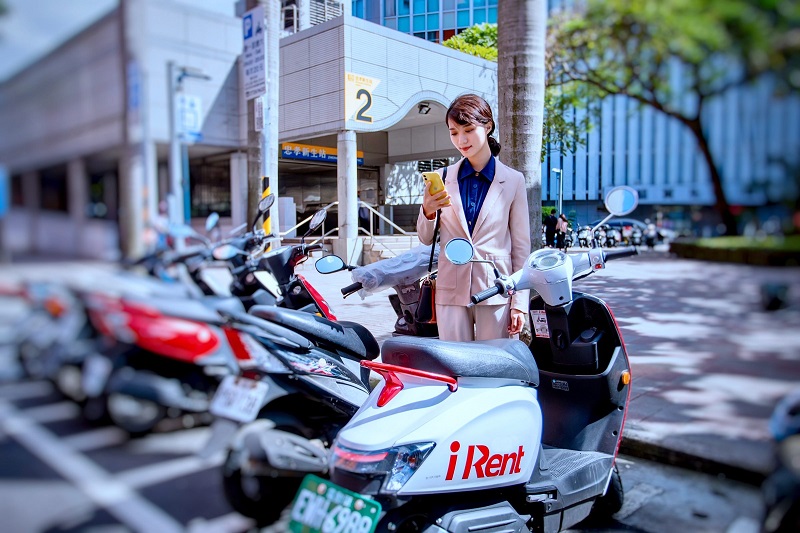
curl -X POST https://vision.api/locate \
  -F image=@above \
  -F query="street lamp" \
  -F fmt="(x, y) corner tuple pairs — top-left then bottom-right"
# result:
(551, 168), (563, 215)
(167, 62), (210, 247)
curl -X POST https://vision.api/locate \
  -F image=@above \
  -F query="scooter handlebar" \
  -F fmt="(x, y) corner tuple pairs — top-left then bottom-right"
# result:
(470, 284), (502, 305)
(341, 282), (363, 297)
(603, 246), (639, 261)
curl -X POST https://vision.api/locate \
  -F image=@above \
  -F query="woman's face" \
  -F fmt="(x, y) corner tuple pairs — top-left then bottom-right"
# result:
(448, 119), (490, 160)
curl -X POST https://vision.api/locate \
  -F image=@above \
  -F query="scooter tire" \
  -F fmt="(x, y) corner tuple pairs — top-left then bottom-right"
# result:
(106, 393), (166, 438)
(592, 464), (624, 518)
(222, 450), (302, 526)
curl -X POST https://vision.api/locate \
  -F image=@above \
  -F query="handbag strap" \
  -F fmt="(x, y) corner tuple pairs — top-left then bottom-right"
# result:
(427, 167), (447, 273)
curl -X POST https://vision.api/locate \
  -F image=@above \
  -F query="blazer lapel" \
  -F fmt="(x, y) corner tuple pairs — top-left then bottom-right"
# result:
(471, 162), (507, 236)
(445, 160), (471, 238)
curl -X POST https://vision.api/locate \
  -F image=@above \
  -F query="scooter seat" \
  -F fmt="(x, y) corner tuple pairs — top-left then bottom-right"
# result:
(381, 336), (539, 385)
(248, 305), (380, 360)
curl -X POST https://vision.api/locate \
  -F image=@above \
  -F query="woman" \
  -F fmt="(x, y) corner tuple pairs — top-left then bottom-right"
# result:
(418, 94), (531, 342)
(556, 213), (569, 251)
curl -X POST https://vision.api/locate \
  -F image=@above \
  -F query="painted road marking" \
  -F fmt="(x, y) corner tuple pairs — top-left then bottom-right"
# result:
(116, 454), (224, 489)
(62, 426), (129, 452)
(0, 399), (185, 532)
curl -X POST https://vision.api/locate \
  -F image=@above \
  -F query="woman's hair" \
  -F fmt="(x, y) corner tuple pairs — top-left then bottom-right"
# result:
(446, 94), (501, 156)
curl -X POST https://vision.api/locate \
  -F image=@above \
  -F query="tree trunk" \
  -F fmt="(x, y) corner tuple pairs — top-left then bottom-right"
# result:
(498, 0), (547, 251)
(687, 119), (738, 236)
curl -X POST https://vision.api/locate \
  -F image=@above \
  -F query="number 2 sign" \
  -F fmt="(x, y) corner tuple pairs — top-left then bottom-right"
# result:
(345, 73), (380, 125)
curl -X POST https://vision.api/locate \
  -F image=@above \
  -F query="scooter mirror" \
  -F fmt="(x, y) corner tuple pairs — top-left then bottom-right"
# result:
(169, 224), (197, 238)
(604, 186), (639, 216)
(315, 255), (346, 274)
(205, 212), (220, 233)
(258, 193), (275, 213)
(444, 238), (474, 265)
(254, 270), (281, 297)
(308, 210), (327, 233)
(212, 244), (246, 261)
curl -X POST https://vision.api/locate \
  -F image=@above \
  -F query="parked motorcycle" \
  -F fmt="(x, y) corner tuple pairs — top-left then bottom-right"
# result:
(286, 186), (640, 533)
(762, 388), (800, 532)
(77, 199), (337, 435)
(604, 225), (621, 248)
(577, 225), (592, 248)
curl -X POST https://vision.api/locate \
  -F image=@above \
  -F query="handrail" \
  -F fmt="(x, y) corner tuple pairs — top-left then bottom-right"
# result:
(360, 202), (411, 237)
(280, 201), (339, 238)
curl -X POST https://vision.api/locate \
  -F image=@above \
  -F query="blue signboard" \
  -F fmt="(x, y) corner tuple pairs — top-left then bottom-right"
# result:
(0, 166), (8, 218)
(281, 143), (363, 166)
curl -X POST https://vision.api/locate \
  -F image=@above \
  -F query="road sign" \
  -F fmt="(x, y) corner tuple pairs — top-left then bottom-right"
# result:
(178, 94), (203, 144)
(242, 5), (266, 100)
(345, 72), (380, 125)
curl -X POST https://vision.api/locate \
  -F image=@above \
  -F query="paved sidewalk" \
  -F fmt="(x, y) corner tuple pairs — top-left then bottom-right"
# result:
(2, 251), (799, 485)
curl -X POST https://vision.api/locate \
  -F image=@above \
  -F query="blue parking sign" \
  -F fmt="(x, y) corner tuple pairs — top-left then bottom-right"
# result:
(243, 13), (253, 40)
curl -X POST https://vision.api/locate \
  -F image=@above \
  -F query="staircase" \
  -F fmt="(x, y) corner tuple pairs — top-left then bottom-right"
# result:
(361, 234), (420, 264)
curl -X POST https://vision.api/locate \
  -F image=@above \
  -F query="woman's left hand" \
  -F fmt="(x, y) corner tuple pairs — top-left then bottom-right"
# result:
(508, 309), (525, 336)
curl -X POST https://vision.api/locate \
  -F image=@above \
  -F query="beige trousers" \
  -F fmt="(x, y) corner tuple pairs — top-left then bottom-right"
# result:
(435, 303), (512, 342)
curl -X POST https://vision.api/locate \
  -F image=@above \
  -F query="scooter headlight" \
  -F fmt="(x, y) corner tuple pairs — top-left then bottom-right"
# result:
(330, 442), (435, 494)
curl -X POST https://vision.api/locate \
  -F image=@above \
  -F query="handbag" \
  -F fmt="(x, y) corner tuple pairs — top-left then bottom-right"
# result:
(415, 167), (447, 324)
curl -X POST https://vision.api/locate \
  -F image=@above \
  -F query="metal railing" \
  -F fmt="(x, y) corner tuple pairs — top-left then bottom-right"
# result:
(277, 200), (416, 258)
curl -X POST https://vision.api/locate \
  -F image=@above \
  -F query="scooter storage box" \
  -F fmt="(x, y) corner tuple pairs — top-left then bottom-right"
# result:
(553, 327), (602, 371)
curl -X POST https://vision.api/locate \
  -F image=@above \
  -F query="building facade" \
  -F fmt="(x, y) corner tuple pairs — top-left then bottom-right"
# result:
(354, 0), (800, 234)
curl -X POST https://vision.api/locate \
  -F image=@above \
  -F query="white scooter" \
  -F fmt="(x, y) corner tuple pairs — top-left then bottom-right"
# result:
(287, 186), (640, 533)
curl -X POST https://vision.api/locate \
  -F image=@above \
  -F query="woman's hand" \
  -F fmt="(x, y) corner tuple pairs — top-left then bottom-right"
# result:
(508, 309), (525, 336)
(422, 180), (451, 220)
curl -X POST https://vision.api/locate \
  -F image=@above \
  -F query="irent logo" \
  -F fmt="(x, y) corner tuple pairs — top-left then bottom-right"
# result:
(445, 441), (525, 481)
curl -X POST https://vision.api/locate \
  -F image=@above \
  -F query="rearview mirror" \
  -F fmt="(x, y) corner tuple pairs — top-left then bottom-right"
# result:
(444, 238), (474, 265)
(212, 244), (246, 261)
(308, 210), (327, 233)
(205, 212), (220, 233)
(604, 186), (639, 216)
(258, 193), (275, 213)
(315, 255), (346, 274)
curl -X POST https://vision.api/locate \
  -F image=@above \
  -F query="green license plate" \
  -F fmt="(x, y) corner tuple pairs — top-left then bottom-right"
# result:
(289, 474), (382, 533)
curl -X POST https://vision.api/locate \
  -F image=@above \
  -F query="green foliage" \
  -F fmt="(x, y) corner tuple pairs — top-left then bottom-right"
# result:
(443, 23), (498, 61)
(445, 23), (590, 160)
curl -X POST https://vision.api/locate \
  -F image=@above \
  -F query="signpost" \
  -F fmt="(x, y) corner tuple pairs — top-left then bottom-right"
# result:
(178, 94), (203, 144)
(243, 5), (267, 101)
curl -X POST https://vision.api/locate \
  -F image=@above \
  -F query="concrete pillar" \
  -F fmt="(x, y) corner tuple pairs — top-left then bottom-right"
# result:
(297, 0), (310, 30)
(67, 158), (88, 253)
(119, 150), (146, 259)
(230, 152), (248, 229)
(22, 171), (39, 255)
(334, 129), (362, 263)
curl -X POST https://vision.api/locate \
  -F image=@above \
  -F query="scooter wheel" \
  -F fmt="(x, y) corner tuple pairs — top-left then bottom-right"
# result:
(592, 464), (624, 518)
(222, 447), (302, 526)
(106, 393), (165, 437)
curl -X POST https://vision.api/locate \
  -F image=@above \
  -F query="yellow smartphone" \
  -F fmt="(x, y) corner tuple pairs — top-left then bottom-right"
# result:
(422, 171), (446, 195)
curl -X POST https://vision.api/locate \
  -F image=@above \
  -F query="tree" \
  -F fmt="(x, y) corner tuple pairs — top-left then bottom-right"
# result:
(445, 22), (592, 160)
(498, 1), (548, 252)
(548, 0), (800, 236)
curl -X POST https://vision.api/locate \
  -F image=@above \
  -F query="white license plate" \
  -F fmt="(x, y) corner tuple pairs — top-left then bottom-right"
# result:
(209, 375), (269, 423)
(289, 474), (381, 533)
(82, 354), (112, 397)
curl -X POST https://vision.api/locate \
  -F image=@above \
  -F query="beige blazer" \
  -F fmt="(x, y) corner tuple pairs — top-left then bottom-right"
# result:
(417, 158), (531, 312)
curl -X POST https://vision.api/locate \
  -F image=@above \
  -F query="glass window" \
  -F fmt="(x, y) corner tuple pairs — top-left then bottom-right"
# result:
(474, 8), (486, 24)
(457, 9), (469, 27)
(474, 0), (486, 6)
(427, 13), (438, 29)
(413, 14), (425, 31)
(87, 170), (118, 220)
(11, 174), (23, 206)
(457, 0), (469, 8)
(352, 0), (364, 18)
(428, 0), (439, 11)
(414, 0), (426, 13)
(443, 11), (455, 27)
(488, 7), (497, 23)
(427, 31), (438, 42)
(488, 0), (498, 5)
(398, 0), (410, 16)
(443, 28), (456, 41)
(443, 0), (455, 10)
(414, 32), (426, 39)
(384, 0), (396, 17)
(385, 17), (397, 29)
(398, 15), (410, 32)
(40, 165), (68, 212)
(189, 159), (231, 218)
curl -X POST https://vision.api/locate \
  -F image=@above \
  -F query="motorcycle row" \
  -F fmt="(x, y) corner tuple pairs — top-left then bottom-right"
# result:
(3, 187), (650, 532)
